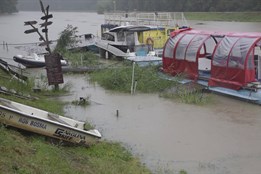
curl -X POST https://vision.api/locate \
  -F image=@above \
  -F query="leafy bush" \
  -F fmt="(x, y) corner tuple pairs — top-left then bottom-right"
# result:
(54, 25), (79, 53)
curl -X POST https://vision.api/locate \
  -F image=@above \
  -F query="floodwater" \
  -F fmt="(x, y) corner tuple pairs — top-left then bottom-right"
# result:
(61, 75), (261, 174)
(1, 11), (261, 174)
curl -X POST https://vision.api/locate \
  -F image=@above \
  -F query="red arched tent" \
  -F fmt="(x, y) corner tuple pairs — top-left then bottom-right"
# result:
(162, 29), (214, 79)
(209, 33), (261, 89)
(162, 29), (261, 90)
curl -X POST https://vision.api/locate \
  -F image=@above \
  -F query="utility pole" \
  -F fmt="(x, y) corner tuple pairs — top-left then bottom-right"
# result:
(113, 1), (116, 12)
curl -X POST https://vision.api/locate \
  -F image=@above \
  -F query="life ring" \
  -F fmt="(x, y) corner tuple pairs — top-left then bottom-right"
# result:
(146, 37), (154, 51)
(146, 37), (154, 45)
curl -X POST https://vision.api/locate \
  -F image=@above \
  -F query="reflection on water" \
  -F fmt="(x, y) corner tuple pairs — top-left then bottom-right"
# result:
(61, 74), (261, 174)
(1, 12), (261, 174)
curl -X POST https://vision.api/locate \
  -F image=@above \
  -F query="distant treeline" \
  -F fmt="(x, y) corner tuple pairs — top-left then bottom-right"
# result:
(17, 0), (98, 12)
(1, 0), (261, 14)
(0, 0), (18, 13)
(97, 0), (261, 13)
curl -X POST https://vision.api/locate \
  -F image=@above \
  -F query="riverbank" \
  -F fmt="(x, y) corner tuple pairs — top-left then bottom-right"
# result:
(0, 69), (152, 174)
(0, 125), (151, 174)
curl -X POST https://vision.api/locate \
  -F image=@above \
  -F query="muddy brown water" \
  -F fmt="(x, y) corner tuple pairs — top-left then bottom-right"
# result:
(60, 74), (261, 174)
(1, 11), (261, 174)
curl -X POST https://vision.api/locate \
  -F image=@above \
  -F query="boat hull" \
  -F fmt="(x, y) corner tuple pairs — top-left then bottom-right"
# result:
(13, 55), (45, 68)
(0, 99), (101, 145)
(197, 79), (261, 104)
(13, 55), (68, 68)
(159, 71), (261, 105)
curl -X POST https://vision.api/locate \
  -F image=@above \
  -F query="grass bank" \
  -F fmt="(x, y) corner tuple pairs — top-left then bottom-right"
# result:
(185, 12), (261, 22)
(0, 69), (152, 174)
(0, 126), (150, 174)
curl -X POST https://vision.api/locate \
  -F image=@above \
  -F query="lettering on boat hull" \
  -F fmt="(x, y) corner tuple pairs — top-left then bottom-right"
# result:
(53, 128), (86, 141)
(18, 117), (47, 130)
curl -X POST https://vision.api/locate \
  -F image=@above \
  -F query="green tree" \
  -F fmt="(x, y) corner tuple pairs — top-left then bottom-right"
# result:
(0, 0), (18, 13)
(54, 25), (79, 53)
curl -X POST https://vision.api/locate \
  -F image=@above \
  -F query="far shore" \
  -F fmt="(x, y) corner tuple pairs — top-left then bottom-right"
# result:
(2, 11), (261, 22)
(184, 12), (261, 22)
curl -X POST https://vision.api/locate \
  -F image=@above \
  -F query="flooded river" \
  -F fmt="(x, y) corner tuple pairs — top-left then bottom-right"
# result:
(61, 75), (261, 174)
(1, 11), (261, 174)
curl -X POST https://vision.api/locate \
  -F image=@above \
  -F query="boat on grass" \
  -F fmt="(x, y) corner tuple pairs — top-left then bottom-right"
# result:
(0, 98), (101, 145)
(13, 53), (68, 68)
(162, 28), (261, 104)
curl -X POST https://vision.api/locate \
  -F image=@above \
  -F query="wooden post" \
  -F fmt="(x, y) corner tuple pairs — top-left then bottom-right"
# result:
(44, 53), (64, 89)
(131, 62), (135, 94)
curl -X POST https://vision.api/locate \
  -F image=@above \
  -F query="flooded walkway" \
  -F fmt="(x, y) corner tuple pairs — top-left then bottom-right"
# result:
(61, 74), (261, 174)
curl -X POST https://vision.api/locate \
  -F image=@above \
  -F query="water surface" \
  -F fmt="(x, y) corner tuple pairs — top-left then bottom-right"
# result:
(62, 74), (261, 174)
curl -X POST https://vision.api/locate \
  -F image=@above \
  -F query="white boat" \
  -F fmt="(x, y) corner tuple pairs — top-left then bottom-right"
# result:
(69, 33), (99, 53)
(96, 25), (153, 58)
(96, 12), (189, 64)
(0, 98), (101, 145)
(97, 12), (188, 58)
(96, 25), (174, 67)
(13, 53), (68, 68)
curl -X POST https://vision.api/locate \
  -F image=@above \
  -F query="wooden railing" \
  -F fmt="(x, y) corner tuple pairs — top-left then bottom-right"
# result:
(104, 12), (188, 27)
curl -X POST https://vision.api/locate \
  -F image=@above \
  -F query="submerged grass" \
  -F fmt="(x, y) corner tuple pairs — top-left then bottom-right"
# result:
(71, 95), (91, 106)
(89, 62), (211, 105)
(89, 63), (178, 93)
(0, 71), (34, 94)
(160, 82), (212, 105)
(63, 51), (102, 67)
(0, 69), (69, 114)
